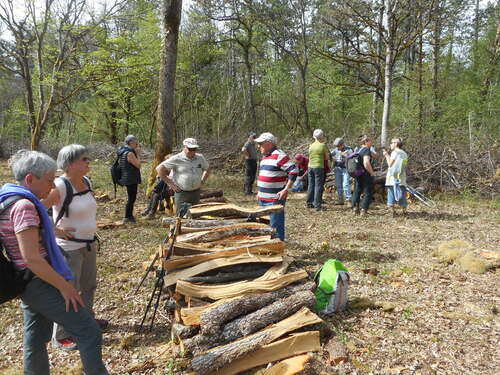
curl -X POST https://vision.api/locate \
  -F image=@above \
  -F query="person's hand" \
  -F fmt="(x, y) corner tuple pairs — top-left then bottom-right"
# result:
(58, 281), (85, 312)
(383, 149), (389, 157)
(55, 227), (75, 240)
(276, 189), (288, 201)
(168, 182), (181, 192)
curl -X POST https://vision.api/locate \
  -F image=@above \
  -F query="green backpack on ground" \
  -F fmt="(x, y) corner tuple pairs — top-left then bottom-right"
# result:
(313, 259), (350, 314)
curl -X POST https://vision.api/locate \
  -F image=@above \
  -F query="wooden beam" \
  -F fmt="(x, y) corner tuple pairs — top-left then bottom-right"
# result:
(164, 254), (282, 287)
(178, 221), (270, 234)
(176, 270), (308, 300)
(188, 203), (283, 219)
(176, 226), (274, 243)
(206, 332), (319, 375)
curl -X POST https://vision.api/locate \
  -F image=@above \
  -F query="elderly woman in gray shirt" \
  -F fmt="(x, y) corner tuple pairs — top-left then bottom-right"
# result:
(156, 138), (210, 216)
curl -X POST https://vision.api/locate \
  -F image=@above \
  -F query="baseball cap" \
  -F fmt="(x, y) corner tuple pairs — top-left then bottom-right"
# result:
(255, 132), (277, 144)
(183, 138), (199, 148)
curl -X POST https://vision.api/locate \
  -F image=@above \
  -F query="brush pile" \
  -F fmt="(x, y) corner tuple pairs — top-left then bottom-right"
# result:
(158, 202), (323, 375)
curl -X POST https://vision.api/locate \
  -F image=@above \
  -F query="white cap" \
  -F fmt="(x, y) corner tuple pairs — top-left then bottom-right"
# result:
(255, 132), (277, 144)
(183, 138), (199, 148)
(313, 129), (324, 139)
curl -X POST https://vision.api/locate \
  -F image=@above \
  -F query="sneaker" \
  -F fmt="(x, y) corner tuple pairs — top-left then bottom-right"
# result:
(95, 319), (109, 330)
(52, 337), (77, 351)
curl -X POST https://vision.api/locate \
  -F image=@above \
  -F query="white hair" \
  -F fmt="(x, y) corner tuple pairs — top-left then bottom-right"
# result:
(9, 150), (56, 182)
(57, 144), (88, 171)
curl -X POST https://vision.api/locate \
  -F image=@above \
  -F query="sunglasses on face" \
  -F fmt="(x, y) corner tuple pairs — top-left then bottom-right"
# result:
(187, 147), (197, 152)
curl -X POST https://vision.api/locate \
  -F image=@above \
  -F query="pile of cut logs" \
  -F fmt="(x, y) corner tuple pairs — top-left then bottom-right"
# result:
(159, 202), (323, 375)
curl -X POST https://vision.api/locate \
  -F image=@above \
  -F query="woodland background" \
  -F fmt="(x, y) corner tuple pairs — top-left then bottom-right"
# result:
(0, 0), (498, 192)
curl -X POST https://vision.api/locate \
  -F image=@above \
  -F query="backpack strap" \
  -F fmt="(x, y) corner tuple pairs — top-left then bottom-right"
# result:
(54, 177), (92, 225)
(0, 195), (23, 215)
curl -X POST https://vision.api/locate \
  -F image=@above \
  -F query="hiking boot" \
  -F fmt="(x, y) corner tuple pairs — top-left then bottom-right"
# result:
(52, 337), (77, 351)
(123, 216), (136, 224)
(95, 319), (109, 330)
(360, 209), (368, 216)
(306, 203), (314, 208)
(315, 206), (327, 212)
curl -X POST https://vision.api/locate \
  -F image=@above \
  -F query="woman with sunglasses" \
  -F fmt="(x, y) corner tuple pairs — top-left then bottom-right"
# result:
(43, 144), (107, 351)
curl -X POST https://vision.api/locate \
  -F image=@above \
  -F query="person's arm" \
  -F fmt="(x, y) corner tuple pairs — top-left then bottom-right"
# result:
(41, 187), (75, 240)
(201, 168), (211, 184)
(363, 155), (375, 176)
(241, 144), (249, 158)
(156, 163), (181, 192)
(383, 149), (395, 167)
(127, 151), (141, 168)
(16, 228), (84, 312)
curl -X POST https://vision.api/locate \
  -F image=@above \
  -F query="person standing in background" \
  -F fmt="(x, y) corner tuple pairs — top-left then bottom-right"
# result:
(384, 138), (409, 217)
(306, 129), (330, 211)
(331, 138), (353, 207)
(241, 132), (258, 195)
(118, 135), (141, 223)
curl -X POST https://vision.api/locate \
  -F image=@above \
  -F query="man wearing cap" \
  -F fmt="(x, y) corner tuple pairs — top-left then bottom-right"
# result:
(255, 132), (298, 241)
(156, 138), (210, 215)
(241, 132), (258, 195)
(307, 129), (330, 211)
(331, 137), (353, 206)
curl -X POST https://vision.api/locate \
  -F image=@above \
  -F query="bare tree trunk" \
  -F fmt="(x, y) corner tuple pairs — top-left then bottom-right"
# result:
(380, 0), (394, 147)
(242, 45), (257, 131)
(148, 0), (183, 192)
(431, 0), (442, 121)
(371, 0), (384, 134)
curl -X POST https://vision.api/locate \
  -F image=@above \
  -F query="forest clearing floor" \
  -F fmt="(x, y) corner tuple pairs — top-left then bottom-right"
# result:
(0, 159), (499, 375)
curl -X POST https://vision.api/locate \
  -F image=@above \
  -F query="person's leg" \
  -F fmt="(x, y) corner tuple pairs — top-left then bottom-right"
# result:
(22, 301), (52, 375)
(399, 185), (408, 214)
(387, 185), (396, 217)
(314, 168), (325, 209)
(342, 169), (351, 202)
(22, 278), (108, 375)
(249, 160), (257, 191)
(79, 243), (98, 314)
(54, 249), (83, 342)
(125, 184), (138, 219)
(334, 166), (344, 201)
(174, 191), (187, 216)
(259, 199), (285, 240)
(244, 159), (252, 194)
(352, 176), (363, 211)
(361, 174), (374, 211)
(306, 169), (316, 207)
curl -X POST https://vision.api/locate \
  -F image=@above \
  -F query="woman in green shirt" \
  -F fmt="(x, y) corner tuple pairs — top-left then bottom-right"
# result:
(307, 129), (330, 211)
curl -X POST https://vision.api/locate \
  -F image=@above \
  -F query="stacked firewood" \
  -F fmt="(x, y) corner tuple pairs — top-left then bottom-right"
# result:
(159, 202), (323, 375)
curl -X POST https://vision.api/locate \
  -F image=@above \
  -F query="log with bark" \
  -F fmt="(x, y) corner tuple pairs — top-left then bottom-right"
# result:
(200, 281), (316, 335)
(176, 269), (308, 300)
(206, 332), (319, 375)
(176, 226), (275, 243)
(171, 322), (199, 342)
(184, 266), (270, 284)
(189, 307), (322, 375)
(164, 253), (282, 287)
(184, 290), (316, 355)
(188, 203), (283, 219)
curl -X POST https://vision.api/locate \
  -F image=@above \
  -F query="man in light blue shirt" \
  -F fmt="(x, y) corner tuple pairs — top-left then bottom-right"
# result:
(331, 138), (352, 206)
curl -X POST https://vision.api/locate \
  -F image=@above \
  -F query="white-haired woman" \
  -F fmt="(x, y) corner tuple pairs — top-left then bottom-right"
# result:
(307, 129), (330, 211)
(0, 150), (108, 374)
(43, 144), (107, 351)
(118, 135), (141, 223)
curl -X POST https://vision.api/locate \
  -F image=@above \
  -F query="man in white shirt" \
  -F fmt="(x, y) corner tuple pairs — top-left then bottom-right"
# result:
(156, 138), (210, 215)
(383, 137), (409, 217)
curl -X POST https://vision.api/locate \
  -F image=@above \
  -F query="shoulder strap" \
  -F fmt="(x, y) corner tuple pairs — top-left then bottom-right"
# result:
(54, 177), (73, 225)
(0, 195), (23, 215)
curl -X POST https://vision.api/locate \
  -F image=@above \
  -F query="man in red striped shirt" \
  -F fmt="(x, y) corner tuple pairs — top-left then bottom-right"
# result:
(255, 132), (298, 241)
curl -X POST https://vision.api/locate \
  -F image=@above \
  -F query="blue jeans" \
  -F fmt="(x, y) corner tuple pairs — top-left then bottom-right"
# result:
(307, 168), (325, 208)
(21, 278), (108, 375)
(387, 185), (408, 208)
(334, 166), (351, 201)
(259, 199), (286, 241)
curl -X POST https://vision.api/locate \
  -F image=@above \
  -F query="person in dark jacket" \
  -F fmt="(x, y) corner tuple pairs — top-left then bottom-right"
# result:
(118, 135), (141, 223)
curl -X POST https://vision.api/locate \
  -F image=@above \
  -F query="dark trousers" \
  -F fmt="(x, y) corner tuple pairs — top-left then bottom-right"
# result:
(125, 184), (138, 218)
(244, 159), (258, 193)
(307, 168), (325, 208)
(352, 174), (374, 210)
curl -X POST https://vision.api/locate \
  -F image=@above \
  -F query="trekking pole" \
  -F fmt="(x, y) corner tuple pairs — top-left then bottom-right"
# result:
(138, 203), (190, 331)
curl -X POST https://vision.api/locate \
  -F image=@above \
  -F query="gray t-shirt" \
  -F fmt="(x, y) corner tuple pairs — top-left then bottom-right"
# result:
(161, 152), (209, 191)
(242, 141), (258, 160)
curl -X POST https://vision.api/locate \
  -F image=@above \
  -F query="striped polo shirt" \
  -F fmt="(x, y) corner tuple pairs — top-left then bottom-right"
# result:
(257, 148), (298, 202)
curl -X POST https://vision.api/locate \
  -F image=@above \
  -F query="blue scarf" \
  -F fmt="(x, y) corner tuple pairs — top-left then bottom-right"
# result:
(0, 184), (73, 280)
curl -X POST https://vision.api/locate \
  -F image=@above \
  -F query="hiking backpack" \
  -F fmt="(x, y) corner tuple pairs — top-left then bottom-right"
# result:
(110, 150), (126, 197)
(0, 195), (34, 304)
(313, 259), (350, 314)
(346, 152), (365, 177)
(54, 176), (92, 225)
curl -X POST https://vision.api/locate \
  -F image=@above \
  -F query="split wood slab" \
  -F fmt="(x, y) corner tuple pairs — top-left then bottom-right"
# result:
(172, 238), (283, 256)
(190, 307), (322, 375)
(178, 221), (270, 235)
(162, 217), (250, 228)
(188, 203), (283, 219)
(263, 354), (313, 375)
(163, 253), (282, 287)
(176, 226), (274, 243)
(176, 269), (308, 300)
(165, 239), (285, 270)
(206, 332), (319, 375)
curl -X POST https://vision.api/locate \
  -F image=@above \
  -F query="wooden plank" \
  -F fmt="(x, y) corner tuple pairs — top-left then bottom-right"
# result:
(179, 222), (270, 234)
(263, 354), (313, 375)
(167, 239), (284, 269)
(176, 226), (274, 243)
(189, 203), (283, 219)
(206, 332), (319, 375)
(191, 307), (321, 375)
(176, 270), (308, 300)
(164, 254), (282, 287)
